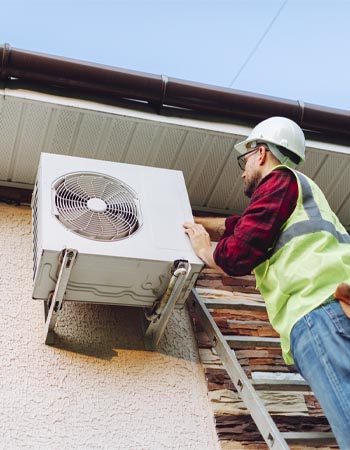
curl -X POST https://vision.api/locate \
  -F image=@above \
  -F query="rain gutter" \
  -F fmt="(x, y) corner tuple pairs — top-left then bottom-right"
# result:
(1, 43), (349, 141)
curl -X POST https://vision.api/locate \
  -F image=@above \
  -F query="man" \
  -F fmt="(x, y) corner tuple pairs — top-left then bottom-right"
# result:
(184, 116), (350, 449)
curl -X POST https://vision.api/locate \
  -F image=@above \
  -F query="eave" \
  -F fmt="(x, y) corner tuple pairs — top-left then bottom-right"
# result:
(0, 45), (349, 230)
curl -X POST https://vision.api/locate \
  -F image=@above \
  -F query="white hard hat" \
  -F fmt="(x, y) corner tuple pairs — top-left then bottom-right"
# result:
(235, 117), (306, 165)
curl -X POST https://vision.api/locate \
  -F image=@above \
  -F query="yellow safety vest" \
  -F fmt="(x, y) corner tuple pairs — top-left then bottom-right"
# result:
(254, 166), (350, 364)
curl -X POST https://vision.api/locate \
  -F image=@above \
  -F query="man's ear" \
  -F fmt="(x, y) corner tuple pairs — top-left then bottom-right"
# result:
(257, 145), (268, 165)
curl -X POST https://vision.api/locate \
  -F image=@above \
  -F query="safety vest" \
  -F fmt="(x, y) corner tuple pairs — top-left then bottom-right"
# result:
(254, 166), (350, 365)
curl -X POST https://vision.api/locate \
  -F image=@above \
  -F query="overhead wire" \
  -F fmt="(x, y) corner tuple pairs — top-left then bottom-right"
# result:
(228, 0), (288, 88)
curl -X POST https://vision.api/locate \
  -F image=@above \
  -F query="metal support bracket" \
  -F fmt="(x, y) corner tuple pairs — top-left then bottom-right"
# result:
(144, 260), (191, 350)
(44, 248), (78, 345)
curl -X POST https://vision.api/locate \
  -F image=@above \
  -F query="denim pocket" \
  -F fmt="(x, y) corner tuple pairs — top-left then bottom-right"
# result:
(323, 301), (350, 338)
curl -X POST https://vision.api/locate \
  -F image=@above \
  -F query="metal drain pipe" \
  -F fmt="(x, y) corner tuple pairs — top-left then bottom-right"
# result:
(145, 261), (191, 322)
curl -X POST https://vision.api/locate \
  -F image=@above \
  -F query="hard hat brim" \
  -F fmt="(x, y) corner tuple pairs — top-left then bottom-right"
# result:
(234, 138), (251, 155)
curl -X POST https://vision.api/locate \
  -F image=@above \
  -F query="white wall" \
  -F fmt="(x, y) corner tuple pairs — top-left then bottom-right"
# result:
(0, 204), (219, 450)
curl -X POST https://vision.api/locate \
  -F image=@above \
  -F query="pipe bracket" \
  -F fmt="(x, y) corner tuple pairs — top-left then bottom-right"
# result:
(0, 43), (11, 81)
(297, 100), (305, 126)
(158, 74), (168, 111)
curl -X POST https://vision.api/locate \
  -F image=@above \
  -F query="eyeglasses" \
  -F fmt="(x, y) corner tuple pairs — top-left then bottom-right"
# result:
(237, 143), (270, 170)
(237, 147), (259, 171)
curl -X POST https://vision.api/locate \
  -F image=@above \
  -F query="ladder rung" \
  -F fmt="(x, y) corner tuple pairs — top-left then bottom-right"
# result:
(282, 431), (336, 446)
(252, 379), (310, 391)
(203, 298), (266, 311)
(225, 335), (281, 348)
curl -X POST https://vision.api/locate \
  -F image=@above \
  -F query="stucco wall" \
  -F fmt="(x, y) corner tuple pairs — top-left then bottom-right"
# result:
(0, 204), (219, 450)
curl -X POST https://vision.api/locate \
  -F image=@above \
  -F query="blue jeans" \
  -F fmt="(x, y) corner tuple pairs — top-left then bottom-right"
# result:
(290, 300), (350, 450)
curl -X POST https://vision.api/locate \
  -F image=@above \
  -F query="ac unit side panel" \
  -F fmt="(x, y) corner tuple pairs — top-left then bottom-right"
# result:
(33, 250), (202, 308)
(144, 169), (195, 252)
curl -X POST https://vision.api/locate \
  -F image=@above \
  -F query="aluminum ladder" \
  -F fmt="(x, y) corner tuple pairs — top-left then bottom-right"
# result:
(191, 288), (336, 449)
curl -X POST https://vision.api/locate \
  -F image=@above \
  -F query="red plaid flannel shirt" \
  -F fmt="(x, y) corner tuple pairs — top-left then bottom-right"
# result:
(213, 168), (298, 276)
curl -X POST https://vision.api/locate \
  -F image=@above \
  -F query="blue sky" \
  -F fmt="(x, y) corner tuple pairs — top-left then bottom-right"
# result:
(2, 0), (349, 110)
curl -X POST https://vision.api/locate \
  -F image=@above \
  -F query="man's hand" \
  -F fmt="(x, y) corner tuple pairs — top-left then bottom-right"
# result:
(183, 222), (212, 256)
(183, 221), (224, 272)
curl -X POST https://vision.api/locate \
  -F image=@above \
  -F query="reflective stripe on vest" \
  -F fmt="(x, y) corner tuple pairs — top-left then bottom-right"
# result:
(271, 172), (350, 255)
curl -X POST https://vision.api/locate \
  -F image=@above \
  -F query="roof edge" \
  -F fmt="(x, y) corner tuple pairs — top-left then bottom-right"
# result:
(1, 44), (349, 141)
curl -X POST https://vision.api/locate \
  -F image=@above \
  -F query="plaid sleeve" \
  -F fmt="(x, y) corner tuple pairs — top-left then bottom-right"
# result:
(222, 215), (241, 238)
(213, 169), (298, 276)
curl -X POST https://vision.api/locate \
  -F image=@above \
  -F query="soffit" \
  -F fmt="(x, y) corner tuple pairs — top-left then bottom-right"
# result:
(1, 89), (349, 230)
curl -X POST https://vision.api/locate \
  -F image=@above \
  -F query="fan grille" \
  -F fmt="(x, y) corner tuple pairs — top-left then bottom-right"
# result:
(54, 172), (141, 241)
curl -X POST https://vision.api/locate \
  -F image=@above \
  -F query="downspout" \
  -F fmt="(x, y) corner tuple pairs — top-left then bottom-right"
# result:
(1, 44), (349, 140)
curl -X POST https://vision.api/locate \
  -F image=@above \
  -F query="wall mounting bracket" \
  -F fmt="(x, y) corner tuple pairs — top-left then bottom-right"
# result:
(144, 260), (191, 350)
(44, 248), (78, 345)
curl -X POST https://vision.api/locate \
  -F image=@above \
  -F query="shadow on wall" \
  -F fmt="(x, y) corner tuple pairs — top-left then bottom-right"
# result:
(51, 302), (146, 360)
(44, 301), (198, 363)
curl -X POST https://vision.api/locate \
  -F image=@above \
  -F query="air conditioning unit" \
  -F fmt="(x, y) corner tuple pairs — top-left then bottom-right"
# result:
(32, 153), (203, 345)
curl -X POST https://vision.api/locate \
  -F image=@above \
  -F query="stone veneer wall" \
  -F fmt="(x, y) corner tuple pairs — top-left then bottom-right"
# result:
(0, 204), (220, 450)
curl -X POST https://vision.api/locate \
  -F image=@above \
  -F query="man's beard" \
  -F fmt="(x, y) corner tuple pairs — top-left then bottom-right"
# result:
(244, 173), (261, 198)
